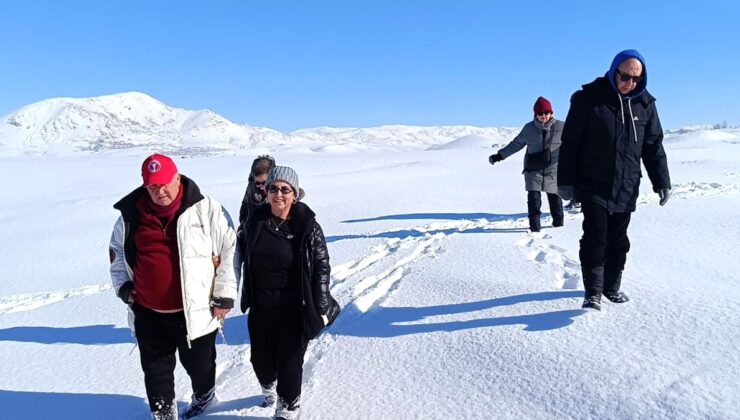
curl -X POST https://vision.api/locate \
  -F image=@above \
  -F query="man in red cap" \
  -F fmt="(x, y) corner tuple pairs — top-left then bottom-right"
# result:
(109, 153), (238, 419)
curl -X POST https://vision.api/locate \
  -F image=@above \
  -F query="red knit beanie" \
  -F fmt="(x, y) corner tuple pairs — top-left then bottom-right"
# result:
(533, 96), (553, 115)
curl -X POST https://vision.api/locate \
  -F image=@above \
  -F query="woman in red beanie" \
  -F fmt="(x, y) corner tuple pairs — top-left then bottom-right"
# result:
(488, 96), (565, 232)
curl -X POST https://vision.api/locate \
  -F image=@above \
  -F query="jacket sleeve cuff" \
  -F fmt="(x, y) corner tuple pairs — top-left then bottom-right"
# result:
(117, 281), (134, 305)
(211, 297), (234, 309)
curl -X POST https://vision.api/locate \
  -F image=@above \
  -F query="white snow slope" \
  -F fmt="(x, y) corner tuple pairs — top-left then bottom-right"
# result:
(0, 124), (739, 419)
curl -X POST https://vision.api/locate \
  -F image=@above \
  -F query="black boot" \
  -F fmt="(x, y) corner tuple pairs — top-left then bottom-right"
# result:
(582, 295), (602, 310)
(274, 396), (301, 420)
(527, 191), (542, 232)
(603, 271), (629, 303)
(182, 387), (215, 419)
(547, 193), (564, 227)
(581, 266), (605, 311)
(260, 381), (277, 408)
(150, 399), (177, 420)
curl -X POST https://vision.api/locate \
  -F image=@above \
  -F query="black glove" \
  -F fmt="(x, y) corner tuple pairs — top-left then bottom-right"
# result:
(558, 185), (575, 201)
(211, 297), (234, 309)
(117, 281), (135, 305)
(489, 153), (503, 165)
(658, 188), (671, 206)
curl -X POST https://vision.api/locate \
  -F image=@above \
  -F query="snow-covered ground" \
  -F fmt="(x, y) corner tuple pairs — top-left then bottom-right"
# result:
(1, 128), (739, 419)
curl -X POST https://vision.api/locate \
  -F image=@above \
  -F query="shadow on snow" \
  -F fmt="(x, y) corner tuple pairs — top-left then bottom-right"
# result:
(0, 314), (250, 346)
(341, 212), (528, 223)
(0, 390), (150, 420)
(331, 291), (585, 338)
(0, 390), (268, 420)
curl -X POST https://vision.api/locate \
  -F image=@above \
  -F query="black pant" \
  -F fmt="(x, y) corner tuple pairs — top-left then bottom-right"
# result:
(579, 200), (632, 296)
(527, 191), (564, 230)
(248, 307), (307, 403)
(133, 304), (217, 413)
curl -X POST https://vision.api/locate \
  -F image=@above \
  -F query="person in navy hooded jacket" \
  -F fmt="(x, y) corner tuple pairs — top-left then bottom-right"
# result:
(558, 49), (671, 311)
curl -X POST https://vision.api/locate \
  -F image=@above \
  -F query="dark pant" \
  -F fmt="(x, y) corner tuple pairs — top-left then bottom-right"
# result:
(579, 200), (632, 296)
(248, 307), (307, 403)
(527, 191), (564, 230)
(133, 304), (217, 413)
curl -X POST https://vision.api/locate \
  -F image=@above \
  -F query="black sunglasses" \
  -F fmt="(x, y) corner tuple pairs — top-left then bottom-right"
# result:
(536, 111), (552, 117)
(254, 180), (266, 187)
(267, 185), (294, 195)
(616, 69), (643, 84)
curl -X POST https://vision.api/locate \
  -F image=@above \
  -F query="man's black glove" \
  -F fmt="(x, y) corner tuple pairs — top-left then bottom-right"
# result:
(489, 153), (503, 165)
(558, 185), (575, 201)
(658, 188), (671, 206)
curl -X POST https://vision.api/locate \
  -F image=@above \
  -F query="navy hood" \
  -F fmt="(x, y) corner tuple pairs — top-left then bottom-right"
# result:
(607, 49), (647, 99)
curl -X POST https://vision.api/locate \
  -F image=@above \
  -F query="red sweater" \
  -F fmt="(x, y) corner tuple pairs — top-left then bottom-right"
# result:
(133, 190), (184, 311)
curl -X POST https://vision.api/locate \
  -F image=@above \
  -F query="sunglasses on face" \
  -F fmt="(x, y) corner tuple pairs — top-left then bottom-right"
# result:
(536, 111), (552, 117)
(616, 69), (643, 84)
(267, 185), (294, 195)
(254, 181), (266, 187)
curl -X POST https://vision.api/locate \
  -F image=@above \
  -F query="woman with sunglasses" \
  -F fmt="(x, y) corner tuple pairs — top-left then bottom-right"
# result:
(489, 96), (565, 232)
(238, 165), (340, 420)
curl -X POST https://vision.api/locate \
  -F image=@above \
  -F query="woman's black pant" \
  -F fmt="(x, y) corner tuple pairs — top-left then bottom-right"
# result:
(133, 304), (217, 413)
(527, 191), (564, 230)
(248, 307), (307, 403)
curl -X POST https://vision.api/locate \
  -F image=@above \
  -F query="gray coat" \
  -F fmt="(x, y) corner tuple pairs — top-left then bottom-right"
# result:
(498, 119), (563, 193)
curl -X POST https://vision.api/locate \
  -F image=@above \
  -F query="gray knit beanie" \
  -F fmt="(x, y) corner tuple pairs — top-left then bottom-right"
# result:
(267, 166), (305, 200)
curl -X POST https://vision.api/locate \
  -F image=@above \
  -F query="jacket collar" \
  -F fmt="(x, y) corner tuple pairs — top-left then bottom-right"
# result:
(254, 201), (316, 238)
(114, 174), (204, 221)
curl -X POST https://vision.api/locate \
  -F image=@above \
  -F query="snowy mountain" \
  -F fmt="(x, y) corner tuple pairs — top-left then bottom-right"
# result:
(0, 93), (517, 156)
(0, 92), (298, 156)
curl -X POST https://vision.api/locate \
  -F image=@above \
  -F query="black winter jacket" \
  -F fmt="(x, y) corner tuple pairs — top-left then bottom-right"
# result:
(239, 202), (336, 339)
(558, 76), (671, 212)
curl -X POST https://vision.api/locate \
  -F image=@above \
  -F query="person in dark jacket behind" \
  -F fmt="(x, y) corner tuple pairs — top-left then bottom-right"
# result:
(238, 166), (340, 420)
(558, 49), (671, 311)
(239, 155), (277, 227)
(490, 96), (565, 232)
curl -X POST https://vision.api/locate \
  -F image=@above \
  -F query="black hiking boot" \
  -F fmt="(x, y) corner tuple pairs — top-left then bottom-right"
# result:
(603, 291), (629, 303)
(260, 381), (277, 408)
(582, 295), (602, 311)
(181, 388), (215, 419)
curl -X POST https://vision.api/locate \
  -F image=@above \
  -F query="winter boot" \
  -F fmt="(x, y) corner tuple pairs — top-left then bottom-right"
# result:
(603, 271), (629, 303)
(552, 215), (564, 227)
(260, 380), (277, 408)
(603, 291), (629, 303)
(274, 395), (301, 420)
(528, 213), (541, 232)
(151, 399), (177, 420)
(181, 387), (215, 419)
(582, 294), (602, 311)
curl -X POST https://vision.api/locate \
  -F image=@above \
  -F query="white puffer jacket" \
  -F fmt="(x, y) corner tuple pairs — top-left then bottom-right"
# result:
(109, 176), (238, 342)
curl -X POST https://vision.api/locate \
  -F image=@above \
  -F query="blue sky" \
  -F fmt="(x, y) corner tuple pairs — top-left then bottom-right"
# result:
(1, 1), (738, 131)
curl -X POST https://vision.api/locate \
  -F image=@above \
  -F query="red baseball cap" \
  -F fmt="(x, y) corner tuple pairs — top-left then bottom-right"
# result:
(141, 154), (178, 186)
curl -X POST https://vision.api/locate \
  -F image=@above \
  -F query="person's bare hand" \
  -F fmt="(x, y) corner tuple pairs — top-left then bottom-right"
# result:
(212, 256), (221, 268)
(213, 307), (230, 321)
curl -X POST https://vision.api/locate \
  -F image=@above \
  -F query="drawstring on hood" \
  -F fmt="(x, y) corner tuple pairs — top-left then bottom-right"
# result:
(610, 49), (645, 143)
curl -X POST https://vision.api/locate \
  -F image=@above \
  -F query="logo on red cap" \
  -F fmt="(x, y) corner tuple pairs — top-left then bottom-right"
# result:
(147, 160), (162, 173)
